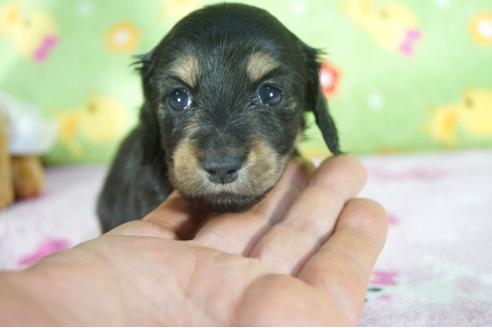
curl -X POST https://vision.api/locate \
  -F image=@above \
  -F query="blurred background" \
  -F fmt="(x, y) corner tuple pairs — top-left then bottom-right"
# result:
(1, 1), (492, 325)
(1, 0), (491, 164)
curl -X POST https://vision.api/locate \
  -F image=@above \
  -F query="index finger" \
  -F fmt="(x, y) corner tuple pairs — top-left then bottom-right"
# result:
(250, 155), (367, 274)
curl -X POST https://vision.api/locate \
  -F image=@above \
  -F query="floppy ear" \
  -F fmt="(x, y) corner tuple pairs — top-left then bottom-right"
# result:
(133, 51), (161, 164)
(300, 43), (342, 155)
(138, 102), (161, 164)
(133, 50), (156, 99)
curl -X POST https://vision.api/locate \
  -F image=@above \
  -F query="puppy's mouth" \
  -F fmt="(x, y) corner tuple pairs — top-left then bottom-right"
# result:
(169, 138), (288, 213)
(170, 166), (276, 213)
(183, 191), (269, 213)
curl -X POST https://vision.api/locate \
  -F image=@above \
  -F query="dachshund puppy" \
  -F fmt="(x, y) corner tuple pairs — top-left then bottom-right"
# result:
(97, 3), (341, 232)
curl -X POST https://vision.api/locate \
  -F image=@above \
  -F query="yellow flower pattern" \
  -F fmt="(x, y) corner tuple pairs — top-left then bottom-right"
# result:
(106, 21), (140, 53)
(470, 12), (492, 45)
(0, 1), (491, 163)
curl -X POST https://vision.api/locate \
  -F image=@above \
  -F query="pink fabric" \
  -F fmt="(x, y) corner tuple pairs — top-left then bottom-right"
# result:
(0, 151), (491, 325)
(0, 166), (102, 270)
(360, 150), (492, 326)
(17, 238), (70, 267)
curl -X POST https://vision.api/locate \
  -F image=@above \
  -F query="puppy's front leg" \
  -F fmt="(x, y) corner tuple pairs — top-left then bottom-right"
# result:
(97, 128), (172, 232)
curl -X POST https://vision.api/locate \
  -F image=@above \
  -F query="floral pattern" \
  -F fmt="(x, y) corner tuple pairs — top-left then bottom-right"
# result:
(106, 21), (140, 53)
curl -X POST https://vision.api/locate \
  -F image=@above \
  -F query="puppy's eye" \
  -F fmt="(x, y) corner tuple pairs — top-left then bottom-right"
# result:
(168, 88), (191, 111)
(258, 84), (283, 106)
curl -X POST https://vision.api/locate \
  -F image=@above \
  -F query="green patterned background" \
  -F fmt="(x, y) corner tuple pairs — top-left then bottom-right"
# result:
(1, 0), (492, 163)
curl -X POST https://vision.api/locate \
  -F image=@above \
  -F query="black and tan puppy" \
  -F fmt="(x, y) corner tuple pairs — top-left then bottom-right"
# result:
(97, 3), (341, 232)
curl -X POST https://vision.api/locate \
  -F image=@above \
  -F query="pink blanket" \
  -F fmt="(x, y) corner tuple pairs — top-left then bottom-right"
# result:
(360, 150), (492, 326)
(1, 151), (491, 325)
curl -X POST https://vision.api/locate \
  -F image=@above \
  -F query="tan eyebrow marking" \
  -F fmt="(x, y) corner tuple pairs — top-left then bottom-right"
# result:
(169, 54), (199, 87)
(246, 51), (279, 82)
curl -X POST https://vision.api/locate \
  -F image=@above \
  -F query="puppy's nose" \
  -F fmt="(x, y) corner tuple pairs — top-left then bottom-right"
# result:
(201, 155), (243, 184)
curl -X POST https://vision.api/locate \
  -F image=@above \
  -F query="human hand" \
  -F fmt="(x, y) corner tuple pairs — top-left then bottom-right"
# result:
(1, 156), (387, 325)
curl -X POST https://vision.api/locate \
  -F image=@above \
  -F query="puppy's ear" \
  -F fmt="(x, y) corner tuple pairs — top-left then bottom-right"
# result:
(133, 50), (156, 97)
(138, 102), (160, 164)
(300, 42), (342, 155)
(134, 51), (161, 164)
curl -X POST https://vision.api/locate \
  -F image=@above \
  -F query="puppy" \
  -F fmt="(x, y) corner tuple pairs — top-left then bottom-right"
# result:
(97, 3), (341, 232)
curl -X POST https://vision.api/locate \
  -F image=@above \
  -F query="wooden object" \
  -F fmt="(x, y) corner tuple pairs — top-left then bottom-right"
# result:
(0, 117), (13, 209)
(11, 156), (44, 199)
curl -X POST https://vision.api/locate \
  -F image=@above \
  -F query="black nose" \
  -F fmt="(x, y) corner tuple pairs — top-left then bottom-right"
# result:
(201, 155), (243, 184)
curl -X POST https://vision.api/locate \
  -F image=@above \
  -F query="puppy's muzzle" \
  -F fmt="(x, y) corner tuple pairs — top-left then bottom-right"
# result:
(200, 153), (244, 184)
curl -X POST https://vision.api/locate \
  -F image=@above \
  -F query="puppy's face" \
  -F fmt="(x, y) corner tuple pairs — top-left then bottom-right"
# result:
(138, 4), (340, 211)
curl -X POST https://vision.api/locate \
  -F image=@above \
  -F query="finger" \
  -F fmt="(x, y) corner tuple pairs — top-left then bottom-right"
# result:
(297, 198), (388, 325)
(108, 192), (202, 240)
(193, 158), (313, 254)
(251, 155), (367, 274)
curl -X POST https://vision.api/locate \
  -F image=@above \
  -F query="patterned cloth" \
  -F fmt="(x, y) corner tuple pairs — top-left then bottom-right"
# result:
(1, 0), (492, 164)
(0, 150), (491, 325)
(360, 151), (492, 326)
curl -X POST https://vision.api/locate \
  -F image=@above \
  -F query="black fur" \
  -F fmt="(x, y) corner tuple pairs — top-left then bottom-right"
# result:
(97, 3), (341, 232)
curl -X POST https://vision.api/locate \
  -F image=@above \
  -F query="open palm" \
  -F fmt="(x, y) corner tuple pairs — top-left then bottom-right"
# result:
(12, 156), (387, 326)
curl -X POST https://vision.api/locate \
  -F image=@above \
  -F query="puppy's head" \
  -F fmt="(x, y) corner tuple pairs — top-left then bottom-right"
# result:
(137, 3), (340, 212)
